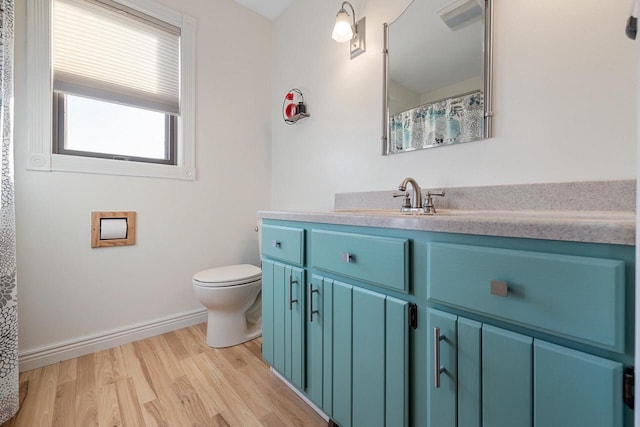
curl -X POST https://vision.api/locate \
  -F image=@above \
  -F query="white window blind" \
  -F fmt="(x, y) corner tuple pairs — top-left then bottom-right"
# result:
(53, 0), (181, 114)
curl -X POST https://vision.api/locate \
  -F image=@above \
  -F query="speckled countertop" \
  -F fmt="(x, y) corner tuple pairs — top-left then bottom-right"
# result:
(259, 180), (636, 246)
(258, 209), (635, 245)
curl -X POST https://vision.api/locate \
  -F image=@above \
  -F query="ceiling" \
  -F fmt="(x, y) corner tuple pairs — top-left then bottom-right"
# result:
(232, 0), (295, 20)
(389, 0), (483, 95)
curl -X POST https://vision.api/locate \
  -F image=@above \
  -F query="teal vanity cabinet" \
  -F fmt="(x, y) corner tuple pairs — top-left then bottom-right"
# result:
(427, 242), (628, 427)
(310, 230), (411, 427)
(261, 225), (306, 389)
(260, 216), (634, 427)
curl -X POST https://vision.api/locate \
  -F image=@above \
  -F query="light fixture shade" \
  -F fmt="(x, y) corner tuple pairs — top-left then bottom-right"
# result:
(332, 9), (353, 42)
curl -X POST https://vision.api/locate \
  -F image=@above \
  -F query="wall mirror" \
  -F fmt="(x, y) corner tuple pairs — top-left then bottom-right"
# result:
(382, 0), (493, 155)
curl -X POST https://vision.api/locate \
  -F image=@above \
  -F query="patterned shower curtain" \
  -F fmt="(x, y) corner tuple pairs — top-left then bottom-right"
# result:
(0, 0), (17, 423)
(389, 90), (484, 153)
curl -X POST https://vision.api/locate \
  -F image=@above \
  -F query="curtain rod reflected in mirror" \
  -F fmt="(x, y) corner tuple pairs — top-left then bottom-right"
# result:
(382, 0), (494, 155)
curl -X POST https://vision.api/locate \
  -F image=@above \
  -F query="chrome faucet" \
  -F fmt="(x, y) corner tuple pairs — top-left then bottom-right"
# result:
(394, 177), (446, 214)
(424, 191), (446, 214)
(397, 177), (422, 210)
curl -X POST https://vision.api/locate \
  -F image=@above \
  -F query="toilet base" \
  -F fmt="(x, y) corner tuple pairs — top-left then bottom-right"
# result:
(205, 310), (262, 348)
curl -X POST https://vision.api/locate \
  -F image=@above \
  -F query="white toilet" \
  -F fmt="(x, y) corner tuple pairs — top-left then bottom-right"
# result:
(192, 263), (262, 348)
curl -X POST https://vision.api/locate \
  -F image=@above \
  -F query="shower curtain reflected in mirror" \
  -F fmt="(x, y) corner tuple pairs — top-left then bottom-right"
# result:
(0, 0), (17, 423)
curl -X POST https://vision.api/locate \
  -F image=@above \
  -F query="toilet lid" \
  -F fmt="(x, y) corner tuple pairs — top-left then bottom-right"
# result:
(193, 264), (262, 287)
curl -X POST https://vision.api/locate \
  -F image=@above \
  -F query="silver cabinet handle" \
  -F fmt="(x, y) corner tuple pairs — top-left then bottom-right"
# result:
(490, 280), (509, 297)
(309, 283), (319, 322)
(272, 240), (281, 248)
(433, 327), (446, 388)
(342, 252), (354, 263)
(289, 275), (298, 310)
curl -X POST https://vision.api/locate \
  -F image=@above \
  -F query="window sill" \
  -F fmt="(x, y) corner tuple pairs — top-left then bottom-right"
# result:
(50, 154), (196, 180)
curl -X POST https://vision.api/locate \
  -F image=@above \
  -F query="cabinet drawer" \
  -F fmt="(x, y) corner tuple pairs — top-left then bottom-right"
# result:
(261, 225), (304, 266)
(312, 230), (409, 293)
(427, 243), (625, 352)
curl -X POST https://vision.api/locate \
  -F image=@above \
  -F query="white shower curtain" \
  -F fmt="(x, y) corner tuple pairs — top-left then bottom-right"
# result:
(0, 0), (16, 423)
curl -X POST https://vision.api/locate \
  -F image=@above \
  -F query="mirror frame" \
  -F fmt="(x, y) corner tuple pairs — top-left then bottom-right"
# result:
(382, 0), (494, 155)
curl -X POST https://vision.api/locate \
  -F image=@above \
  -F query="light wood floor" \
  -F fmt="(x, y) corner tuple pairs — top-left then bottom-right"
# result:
(2, 323), (326, 427)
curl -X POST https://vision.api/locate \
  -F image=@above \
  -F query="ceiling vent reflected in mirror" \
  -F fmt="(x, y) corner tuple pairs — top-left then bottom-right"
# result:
(437, 0), (483, 30)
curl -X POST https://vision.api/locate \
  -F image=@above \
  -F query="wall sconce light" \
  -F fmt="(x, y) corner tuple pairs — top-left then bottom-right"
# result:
(331, 1), (366, 59)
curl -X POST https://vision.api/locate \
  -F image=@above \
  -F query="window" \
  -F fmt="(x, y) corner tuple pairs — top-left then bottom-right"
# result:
(26, 0), (196, 179)
(53, 94), (177, 164)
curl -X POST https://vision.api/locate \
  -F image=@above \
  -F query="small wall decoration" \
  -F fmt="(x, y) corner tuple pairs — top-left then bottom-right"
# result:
(282, 88), (310, 125)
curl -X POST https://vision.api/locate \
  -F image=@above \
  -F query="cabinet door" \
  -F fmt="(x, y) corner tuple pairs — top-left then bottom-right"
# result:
(427, 308), (458, 427)
(458, 318), (482, 427)
(332, 280), (352, 427)
(260, 260), (305, 389)
(330, 280), (410, 427)
(322, 277), (334, 414)
(385, 295), (410, 427)
(261, 259), (275, 366)
(534, 340), (623, 427)
(352, 287), (386, 427)
(287, 265), (305, 389)
(307, 274), (326, 408)
(272, 261), (287, 376)
(482, 325), (532, 427)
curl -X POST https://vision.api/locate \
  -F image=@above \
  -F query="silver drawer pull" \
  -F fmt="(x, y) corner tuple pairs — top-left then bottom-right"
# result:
(490, 280), (509, 297)
(272, 240), (281, 248)
(434, 327), (446, 388)
(342, 252), (354, 263)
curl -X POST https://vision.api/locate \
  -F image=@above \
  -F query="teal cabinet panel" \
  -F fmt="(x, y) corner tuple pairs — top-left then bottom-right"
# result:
(352, 288), (386, 427)
(260, 261), (305, 390)
(311, 229), (409, 293)
(428, 242), (625, 352)
(273, 263), (286, 375)
(534, 340), (623, 427)
(332, 281), (353, 427)
(307, 275), (324, 408)
(322, 277), (334, 414)
(427, 311), (626, 427)
(386, 296), (410, 427)
(261, 260), (275, 366)
(458, 318), (482, 427)
(326, 280), (410, 427)
(289, 266), (305, 389)
(261, 225), (304, 265)
(482, 325), (532, 427)
(427, 309), (458, 427)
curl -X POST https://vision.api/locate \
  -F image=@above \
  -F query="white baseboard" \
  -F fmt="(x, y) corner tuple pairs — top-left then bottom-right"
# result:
(19, 308), (208, 372)
(271, 368), (330, 422)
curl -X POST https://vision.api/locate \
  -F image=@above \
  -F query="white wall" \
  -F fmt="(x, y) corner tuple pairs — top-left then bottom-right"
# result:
(420, 76), (483, 105)
(14, 0), (272, 354)
(388, 80), (420, 116)
(271, 0), (637, 211)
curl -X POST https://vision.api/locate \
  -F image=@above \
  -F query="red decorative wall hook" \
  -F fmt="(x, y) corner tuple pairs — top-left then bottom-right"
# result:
(282, 88), (310, 125)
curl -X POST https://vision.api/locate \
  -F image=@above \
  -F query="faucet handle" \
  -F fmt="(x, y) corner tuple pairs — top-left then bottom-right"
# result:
(393, 191), (411, 209)
(424, 191), (446, 214)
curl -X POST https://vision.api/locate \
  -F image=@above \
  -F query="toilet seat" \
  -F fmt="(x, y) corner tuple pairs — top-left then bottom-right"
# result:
(193, 264), (261, 287)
